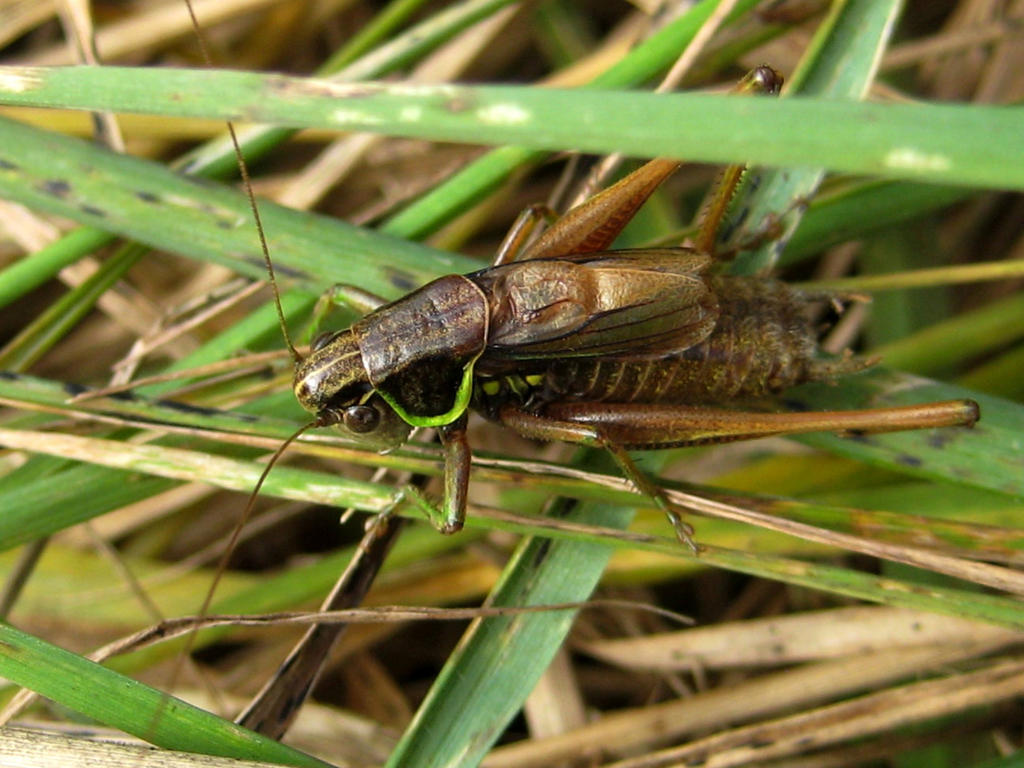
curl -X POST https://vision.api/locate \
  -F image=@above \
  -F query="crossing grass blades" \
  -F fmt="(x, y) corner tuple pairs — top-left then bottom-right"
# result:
(0, 2), (1013, 765)
(121, 48), (980, 754)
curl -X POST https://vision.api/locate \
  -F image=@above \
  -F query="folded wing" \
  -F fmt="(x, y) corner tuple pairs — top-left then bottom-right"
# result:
(476, 249), (719, 360)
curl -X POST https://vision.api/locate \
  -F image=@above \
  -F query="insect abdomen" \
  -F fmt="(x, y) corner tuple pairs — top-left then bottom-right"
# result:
(541, 277), (860, 405)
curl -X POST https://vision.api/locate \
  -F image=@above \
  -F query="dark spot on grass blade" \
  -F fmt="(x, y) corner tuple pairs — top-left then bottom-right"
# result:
(386, 268), (419, 293)
(63, 381), (88, 396)
(40, 179), (71, 198)
(155, 397), (260, 422)
(240, 254), (306, 280)
(158, 399), (224, 417)
(532, 538), (551, 566)
(895, 453), (923, 468)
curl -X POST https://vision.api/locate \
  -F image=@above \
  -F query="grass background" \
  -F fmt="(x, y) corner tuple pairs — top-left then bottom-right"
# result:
(0, 0), (1021, 766)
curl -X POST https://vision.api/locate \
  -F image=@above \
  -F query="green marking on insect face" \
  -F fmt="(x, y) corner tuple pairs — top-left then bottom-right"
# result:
(375, 356), (480, 428)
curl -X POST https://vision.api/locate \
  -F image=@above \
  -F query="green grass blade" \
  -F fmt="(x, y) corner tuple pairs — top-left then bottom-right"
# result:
(381, 0), (765, 239)
(0, 1), (1019, 764)
(0, 113), (467, 299)
(0, 0), (513, 316)
(0, 227), (112, 310)
(0, 624), (329, 767)
(872, 292), (1024, 376)
(0, 244), (142, 369)
(385, 491), (637, 768)
(702, 545), (1024, 629)
(1, 65), (1019, 191)
(789, 373), (1023, 498)
(782, 179), (974, 265)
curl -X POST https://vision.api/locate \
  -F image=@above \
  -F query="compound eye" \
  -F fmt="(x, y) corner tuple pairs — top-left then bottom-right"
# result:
(343, 404), (380, 434)
(311, 331), (338, 352)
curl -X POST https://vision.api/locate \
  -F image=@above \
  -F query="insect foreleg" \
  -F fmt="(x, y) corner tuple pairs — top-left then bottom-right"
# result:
(327, 284), (390, 315)
(305, 284), (390, 349)
(399, 413), (473, 534)
(438, 414), (472, 534)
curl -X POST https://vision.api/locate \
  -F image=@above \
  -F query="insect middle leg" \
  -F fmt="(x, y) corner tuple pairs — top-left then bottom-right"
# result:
(301, 284), (391, 351)
(393, 414), (472, 535)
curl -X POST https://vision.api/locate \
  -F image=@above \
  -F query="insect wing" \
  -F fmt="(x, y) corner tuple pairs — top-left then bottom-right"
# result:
(477, 249), (718, 360)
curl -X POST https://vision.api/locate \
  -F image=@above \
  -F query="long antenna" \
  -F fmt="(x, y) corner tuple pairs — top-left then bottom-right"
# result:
(186, 421), (315, 643)
(159, 420), (315, 711)
(183, 1), (301, 365)
(159, 0), (310, 712)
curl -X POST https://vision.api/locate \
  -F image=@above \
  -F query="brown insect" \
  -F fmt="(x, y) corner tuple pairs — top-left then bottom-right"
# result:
(285, 67), (979, 549)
